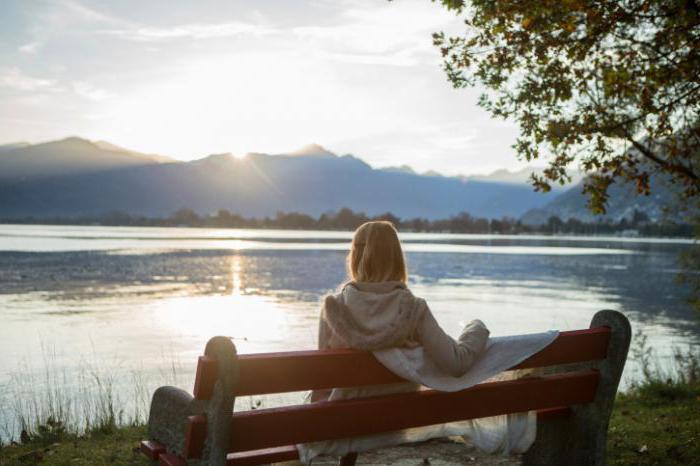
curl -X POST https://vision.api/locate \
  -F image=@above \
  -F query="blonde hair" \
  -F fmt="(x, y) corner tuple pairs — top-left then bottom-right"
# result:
(347, 221), (407, 283)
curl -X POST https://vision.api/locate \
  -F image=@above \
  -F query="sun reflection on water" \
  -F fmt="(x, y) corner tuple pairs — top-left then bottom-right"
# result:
(153, 254), (309, 355)
(232, 255), (242, 296)
(154, 292), (291, 355)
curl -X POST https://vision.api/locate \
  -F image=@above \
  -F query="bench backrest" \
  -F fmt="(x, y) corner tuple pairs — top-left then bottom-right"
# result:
(194, 326), (611, 398)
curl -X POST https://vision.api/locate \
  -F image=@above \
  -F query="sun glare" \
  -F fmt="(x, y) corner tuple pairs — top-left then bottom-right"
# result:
(152, 254), (309, 354)
(231, 255), (242, 295)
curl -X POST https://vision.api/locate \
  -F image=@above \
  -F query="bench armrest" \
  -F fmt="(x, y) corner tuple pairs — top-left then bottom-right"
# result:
(147, 385), (203, 457)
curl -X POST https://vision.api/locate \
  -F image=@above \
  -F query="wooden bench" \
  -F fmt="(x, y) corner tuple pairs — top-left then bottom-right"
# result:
(140, 309), (630, 465)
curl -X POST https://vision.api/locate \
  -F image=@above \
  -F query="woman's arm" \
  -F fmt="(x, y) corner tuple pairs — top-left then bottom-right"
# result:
(318, 311), (332, 350)
(417, 307), (489, 377)
(311, 307), (334, 403)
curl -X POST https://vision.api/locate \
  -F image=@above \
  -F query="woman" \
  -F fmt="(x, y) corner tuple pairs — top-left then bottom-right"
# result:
(316, 220), (490, 392)
(299, 221), (491, 465)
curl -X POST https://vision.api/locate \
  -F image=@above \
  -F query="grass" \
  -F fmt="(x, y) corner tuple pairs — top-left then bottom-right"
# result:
(0, 425), (148, 465)
(608, 380), (700, 464)
(604, 331), (700, 464)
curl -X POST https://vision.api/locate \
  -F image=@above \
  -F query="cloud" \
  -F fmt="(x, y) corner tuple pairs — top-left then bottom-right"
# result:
(290, 1), (459, 67)
(18, 41), (42, 54)
(13, 0), (136, 60)
(0, 68), (58, 92)
(101, 22), (275, 42)
(59, 0), (133, 27)
(72, 81), (114, 101)
(312, 47), (425, 67)
(27, 1), (270, 45)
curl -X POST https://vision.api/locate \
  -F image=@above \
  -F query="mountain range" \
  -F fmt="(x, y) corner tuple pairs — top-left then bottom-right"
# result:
(0, 137), (676, 222)
(520, 176), (681, 225)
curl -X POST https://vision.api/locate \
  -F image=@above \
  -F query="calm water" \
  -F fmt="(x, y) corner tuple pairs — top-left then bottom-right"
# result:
(0, 224), (698, 438)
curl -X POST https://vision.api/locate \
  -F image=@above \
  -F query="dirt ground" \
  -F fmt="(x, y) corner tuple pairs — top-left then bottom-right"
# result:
(308, 437), (521, 466)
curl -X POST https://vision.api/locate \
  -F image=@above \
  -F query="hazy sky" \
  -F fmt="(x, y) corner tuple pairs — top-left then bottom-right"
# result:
(0, 0), (526, 176)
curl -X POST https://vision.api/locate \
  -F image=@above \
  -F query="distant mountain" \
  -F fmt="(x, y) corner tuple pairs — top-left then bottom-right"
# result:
(285, 143), (337, 158)
(93, 140), (173, 163)
(380, 165), (416, 175)
(0, 142), (30, 153)
(467, 167), (584, 185)
(0, 137), (173, 181)
(521, 176), (680, 224)
(0, 139), (561, 220)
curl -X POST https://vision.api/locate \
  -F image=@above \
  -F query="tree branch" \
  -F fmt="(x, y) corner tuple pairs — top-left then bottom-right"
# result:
(626, 136), (700, 182)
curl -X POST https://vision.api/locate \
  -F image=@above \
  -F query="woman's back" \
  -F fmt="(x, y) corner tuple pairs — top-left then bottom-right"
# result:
(319, 280), (489, 378)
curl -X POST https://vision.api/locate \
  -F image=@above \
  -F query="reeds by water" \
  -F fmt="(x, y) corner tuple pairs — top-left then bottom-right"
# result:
(0, 344), (187, 445)
(626, 329), (700, 401)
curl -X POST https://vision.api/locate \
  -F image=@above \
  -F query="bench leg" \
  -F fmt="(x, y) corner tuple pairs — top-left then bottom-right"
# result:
(338, 452), (358, 466)
(523, 310), (631, 466)
(203, 336), (239, 466)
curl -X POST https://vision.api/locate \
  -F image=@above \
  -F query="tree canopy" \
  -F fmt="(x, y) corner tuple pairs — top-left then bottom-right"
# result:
(433, 0), (700, 213)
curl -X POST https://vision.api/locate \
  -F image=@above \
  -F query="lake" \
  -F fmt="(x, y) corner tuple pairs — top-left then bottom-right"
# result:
(0, 224), (698, 440)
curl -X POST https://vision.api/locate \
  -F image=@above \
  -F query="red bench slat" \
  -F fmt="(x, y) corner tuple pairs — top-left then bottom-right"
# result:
(513, 327), (609, 369)
(229, 370), (599, 452)
(212, 327), (609, 397)
(184, 414), (207, 459)
(194, 356), (218, 400)
(237, 350), (403, 396)
(222, 406), (569, 466)
(536, 406), (572, 420)
(158, 453), (187, 466)
(140, 440), (166, 460)
(227, 445), (300, 466)
(152, 408), (573, 465)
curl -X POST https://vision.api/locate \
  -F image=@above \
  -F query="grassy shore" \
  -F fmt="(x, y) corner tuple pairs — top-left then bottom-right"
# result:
(607, 379), (699, 464)
(1, 379), (698, 465)
(0, 425), (147, 465)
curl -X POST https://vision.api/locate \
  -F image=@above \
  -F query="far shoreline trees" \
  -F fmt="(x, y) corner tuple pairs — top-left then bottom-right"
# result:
(1, 206), (692, 237)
